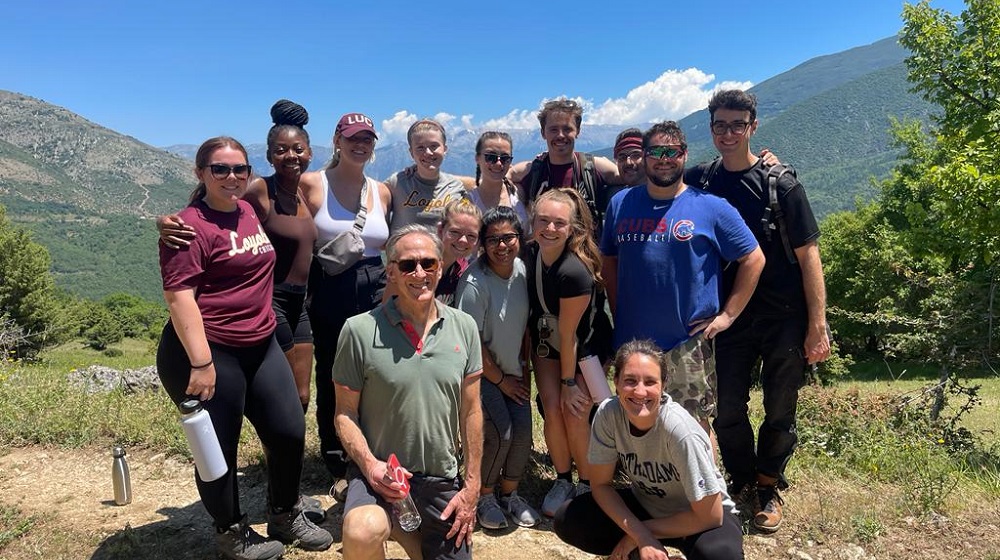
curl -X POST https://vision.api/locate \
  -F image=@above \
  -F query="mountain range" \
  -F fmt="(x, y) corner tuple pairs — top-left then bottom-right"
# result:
(0, 35), (936, 302)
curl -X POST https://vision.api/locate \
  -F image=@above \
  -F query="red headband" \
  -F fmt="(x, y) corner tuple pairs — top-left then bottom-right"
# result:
(614, 137), (643, 157)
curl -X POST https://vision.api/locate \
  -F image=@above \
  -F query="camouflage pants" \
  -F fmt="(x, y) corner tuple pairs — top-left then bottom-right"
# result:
(664, 336), (716, 420)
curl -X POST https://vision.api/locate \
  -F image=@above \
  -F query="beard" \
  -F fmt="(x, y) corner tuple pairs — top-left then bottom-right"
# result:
(646, 166), (684, 188)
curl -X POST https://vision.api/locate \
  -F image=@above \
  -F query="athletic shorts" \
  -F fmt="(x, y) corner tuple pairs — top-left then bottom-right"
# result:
(272, 283), (311, 352)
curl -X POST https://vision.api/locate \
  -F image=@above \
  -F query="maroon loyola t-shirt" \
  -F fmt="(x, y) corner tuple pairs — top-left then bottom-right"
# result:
(160, 199), (277, 346)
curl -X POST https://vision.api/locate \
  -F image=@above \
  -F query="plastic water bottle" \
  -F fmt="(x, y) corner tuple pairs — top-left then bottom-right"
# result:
(394, 493), (422, 532)
(179, 399), (227, 482)
(111, 446), (132, 505)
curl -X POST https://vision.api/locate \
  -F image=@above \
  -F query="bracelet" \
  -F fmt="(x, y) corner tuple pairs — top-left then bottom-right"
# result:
(492, 373), (506, 385)
(190, 359), (213, 370)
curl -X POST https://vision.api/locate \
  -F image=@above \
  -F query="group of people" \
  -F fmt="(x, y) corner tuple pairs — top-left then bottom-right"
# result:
(155, 90), (829, 560)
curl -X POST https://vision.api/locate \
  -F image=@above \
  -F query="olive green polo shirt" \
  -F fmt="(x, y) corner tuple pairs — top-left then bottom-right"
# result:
(333, 296), (483, 478)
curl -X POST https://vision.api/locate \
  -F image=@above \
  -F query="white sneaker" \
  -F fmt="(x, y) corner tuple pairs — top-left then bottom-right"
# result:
(477, 494), (509, 530)
(573, 481), (591, 497)
(500, 491), (540, 527)
(541, 479), (575, 517)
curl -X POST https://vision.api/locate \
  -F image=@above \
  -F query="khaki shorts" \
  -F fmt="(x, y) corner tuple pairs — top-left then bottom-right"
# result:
(664, 336), (716, 420)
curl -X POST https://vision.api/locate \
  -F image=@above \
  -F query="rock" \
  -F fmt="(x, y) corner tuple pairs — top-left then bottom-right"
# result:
(787, 548), (814, 560)
(835, 544), (873, 560)
(68, 365), (161, 394)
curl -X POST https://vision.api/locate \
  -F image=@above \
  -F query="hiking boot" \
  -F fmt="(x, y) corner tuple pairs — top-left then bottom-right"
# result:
(215, 515), (285, 560)
(477, 493), (509, 530)
(500, 491), (540, 528)
(754, 485), (784, 533)
(541, 479), (575, 517)
(730, 482), (759, 520)
(297, 495), (326, 524)
(267, 504), (333, 551)
(573, 481), (591, 498)
(329, 477), (349, 503)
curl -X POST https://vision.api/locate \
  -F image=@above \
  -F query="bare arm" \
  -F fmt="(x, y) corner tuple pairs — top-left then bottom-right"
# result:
(602, 255), (618, 315)
(507, 160), (532, 184)
(334, 383), (408, 501)
(689, 246), (765, 339)
(163, 289), (215, 401)
(245, 177), (270, 221)
(298, 170), (325, 216)
(441, 371), (483, 546)
(594, 155), (622, 185)
(558, 294), (591, 417)
(794, 241), (830, 364)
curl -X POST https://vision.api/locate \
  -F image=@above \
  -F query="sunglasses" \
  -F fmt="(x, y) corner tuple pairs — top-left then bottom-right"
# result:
(208, 163), (252, 180)
(484, 233), (519, 247)
(482, 152), (513, 165)
(710, 120), (751, 136)
(644, 145), (686, 160)
(393, 257), (440, 274)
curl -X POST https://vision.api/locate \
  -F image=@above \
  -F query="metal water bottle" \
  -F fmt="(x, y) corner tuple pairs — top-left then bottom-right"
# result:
(111, 446), (132, 505)
(179, 399), (228, 482)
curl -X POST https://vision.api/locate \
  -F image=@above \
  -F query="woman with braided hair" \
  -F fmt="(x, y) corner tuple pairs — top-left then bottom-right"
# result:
(467, 131), (529, 228)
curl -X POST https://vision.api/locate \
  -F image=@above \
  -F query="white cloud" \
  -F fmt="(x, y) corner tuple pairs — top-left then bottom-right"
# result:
(379, 68), (752, 141)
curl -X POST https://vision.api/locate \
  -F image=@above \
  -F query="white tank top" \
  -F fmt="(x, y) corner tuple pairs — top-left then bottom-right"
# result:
(314, 172), (389, 258)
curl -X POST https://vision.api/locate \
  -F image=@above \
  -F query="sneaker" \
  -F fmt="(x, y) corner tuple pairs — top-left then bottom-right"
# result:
(753, 485), (784, 533)
(500, 492), (540, 528)
(477, 493), (509, 530)
(573, 482), (591, 498)
(541, 479), (575, 517)
(297, 495), (326, 524)
(215, 515), (285, 560)
(329, 477), (349, 503)
(268, 505), (334, 551)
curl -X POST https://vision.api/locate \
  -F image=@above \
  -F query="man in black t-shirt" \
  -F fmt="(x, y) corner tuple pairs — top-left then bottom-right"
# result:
(685, 90), (831, 534)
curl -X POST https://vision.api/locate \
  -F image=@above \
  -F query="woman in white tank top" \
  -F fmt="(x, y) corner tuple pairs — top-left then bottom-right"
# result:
(298, 112), (392, 489)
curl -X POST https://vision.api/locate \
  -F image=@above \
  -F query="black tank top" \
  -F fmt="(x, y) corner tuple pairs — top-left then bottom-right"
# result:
(264, 175), (318, 286)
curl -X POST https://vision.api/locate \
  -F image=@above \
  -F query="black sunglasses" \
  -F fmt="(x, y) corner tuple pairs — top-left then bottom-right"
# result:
(644, 145), (686, 160)
(482, 153), (513, 165)
(393, 257), (440, 274)
(208, 163), (252, 180)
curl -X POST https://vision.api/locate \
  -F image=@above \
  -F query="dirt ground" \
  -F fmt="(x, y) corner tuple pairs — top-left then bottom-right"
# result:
(1, 446), (999, 560)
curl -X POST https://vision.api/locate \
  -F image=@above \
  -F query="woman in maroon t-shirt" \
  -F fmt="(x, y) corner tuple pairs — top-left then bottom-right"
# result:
(157, 137), (332, 558)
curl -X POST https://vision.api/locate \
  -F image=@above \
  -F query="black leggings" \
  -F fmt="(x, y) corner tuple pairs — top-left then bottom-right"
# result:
(554, 489), (744, 560)
(307, 256), (386, 478)
(157, 322), (306, 528)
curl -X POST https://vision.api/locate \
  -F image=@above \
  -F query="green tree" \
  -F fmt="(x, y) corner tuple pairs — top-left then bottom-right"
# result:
(0, 205), (67, 355)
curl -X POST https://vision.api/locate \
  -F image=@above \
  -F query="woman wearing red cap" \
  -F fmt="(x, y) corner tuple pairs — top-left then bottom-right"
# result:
(298, 113), (392, 497)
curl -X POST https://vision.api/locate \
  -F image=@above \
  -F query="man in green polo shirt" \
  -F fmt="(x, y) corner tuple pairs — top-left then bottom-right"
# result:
(334, 224), (484, 560)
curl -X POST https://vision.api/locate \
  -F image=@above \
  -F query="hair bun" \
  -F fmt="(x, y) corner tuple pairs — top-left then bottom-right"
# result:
(270, 99), (309, 128)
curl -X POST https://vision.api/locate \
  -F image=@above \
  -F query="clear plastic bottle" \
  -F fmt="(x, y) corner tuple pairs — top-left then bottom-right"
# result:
(179, 399), (228, 482)
(111, 446), (132, 505)
(387, 453), (421, 532)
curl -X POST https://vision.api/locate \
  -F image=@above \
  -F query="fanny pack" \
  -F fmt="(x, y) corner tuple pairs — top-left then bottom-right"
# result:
(315, 176), (369, 276)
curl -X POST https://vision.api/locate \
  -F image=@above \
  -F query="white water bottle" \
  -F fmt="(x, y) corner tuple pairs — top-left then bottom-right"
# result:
(111, 446), (132, 505)
(179, 399), (228, 482)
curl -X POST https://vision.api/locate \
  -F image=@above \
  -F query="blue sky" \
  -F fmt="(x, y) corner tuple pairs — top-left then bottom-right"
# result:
(3, 0), (967, 147)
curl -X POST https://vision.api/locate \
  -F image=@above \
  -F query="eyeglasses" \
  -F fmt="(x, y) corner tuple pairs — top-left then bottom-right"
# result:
(392, 257), (440, 274)
(208, 163), (252, 180)
(482, 153), (513, 165)
(644, 145), (686, 160)
(444, 228), (479, 244)
(710, 120), (752, 136)
(484, 233), (519, 247)
(615, 150), (644, 164)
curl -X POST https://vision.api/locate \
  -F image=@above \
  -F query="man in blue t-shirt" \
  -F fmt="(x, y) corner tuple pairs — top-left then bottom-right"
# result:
(601, 121), (764, 435)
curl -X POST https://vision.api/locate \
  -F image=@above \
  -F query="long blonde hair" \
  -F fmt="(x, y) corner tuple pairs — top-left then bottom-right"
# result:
(533, 188), (603, 289)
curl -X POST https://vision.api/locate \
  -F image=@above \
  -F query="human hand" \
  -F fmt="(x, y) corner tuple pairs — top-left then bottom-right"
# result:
(758, 148), (781, 167)
(498, 375), (530, 405)
(158, 214), (196, 249)
(804, 322), (831, 364)
(186, 364), (216, 401)
(441, 485), (477, 547)
(688, 311), (735, 339)
(561, 383), (591, 418)
(367, 460), (409, 502)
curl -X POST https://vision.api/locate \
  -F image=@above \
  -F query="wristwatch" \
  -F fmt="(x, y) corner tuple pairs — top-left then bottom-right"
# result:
(560, 378), (577, 387)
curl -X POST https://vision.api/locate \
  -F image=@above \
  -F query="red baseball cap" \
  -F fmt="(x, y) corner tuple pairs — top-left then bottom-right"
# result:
(336, 113), (378, 139)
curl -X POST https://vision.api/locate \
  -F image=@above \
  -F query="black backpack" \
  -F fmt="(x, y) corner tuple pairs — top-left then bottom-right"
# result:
(697, 156), (798, 264)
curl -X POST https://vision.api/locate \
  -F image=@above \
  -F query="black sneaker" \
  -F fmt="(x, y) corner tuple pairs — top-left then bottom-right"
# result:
(268, 505), (333, 551)
(215, 515), (284, 560)
(297, 495), (326, 524)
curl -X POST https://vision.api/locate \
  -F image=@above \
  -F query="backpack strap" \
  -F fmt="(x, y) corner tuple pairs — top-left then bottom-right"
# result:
(526, 154), (548, 202)
(764, 165), (798, 265)
(697, 156), (723, 190)
(576, 152), (601, 222)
